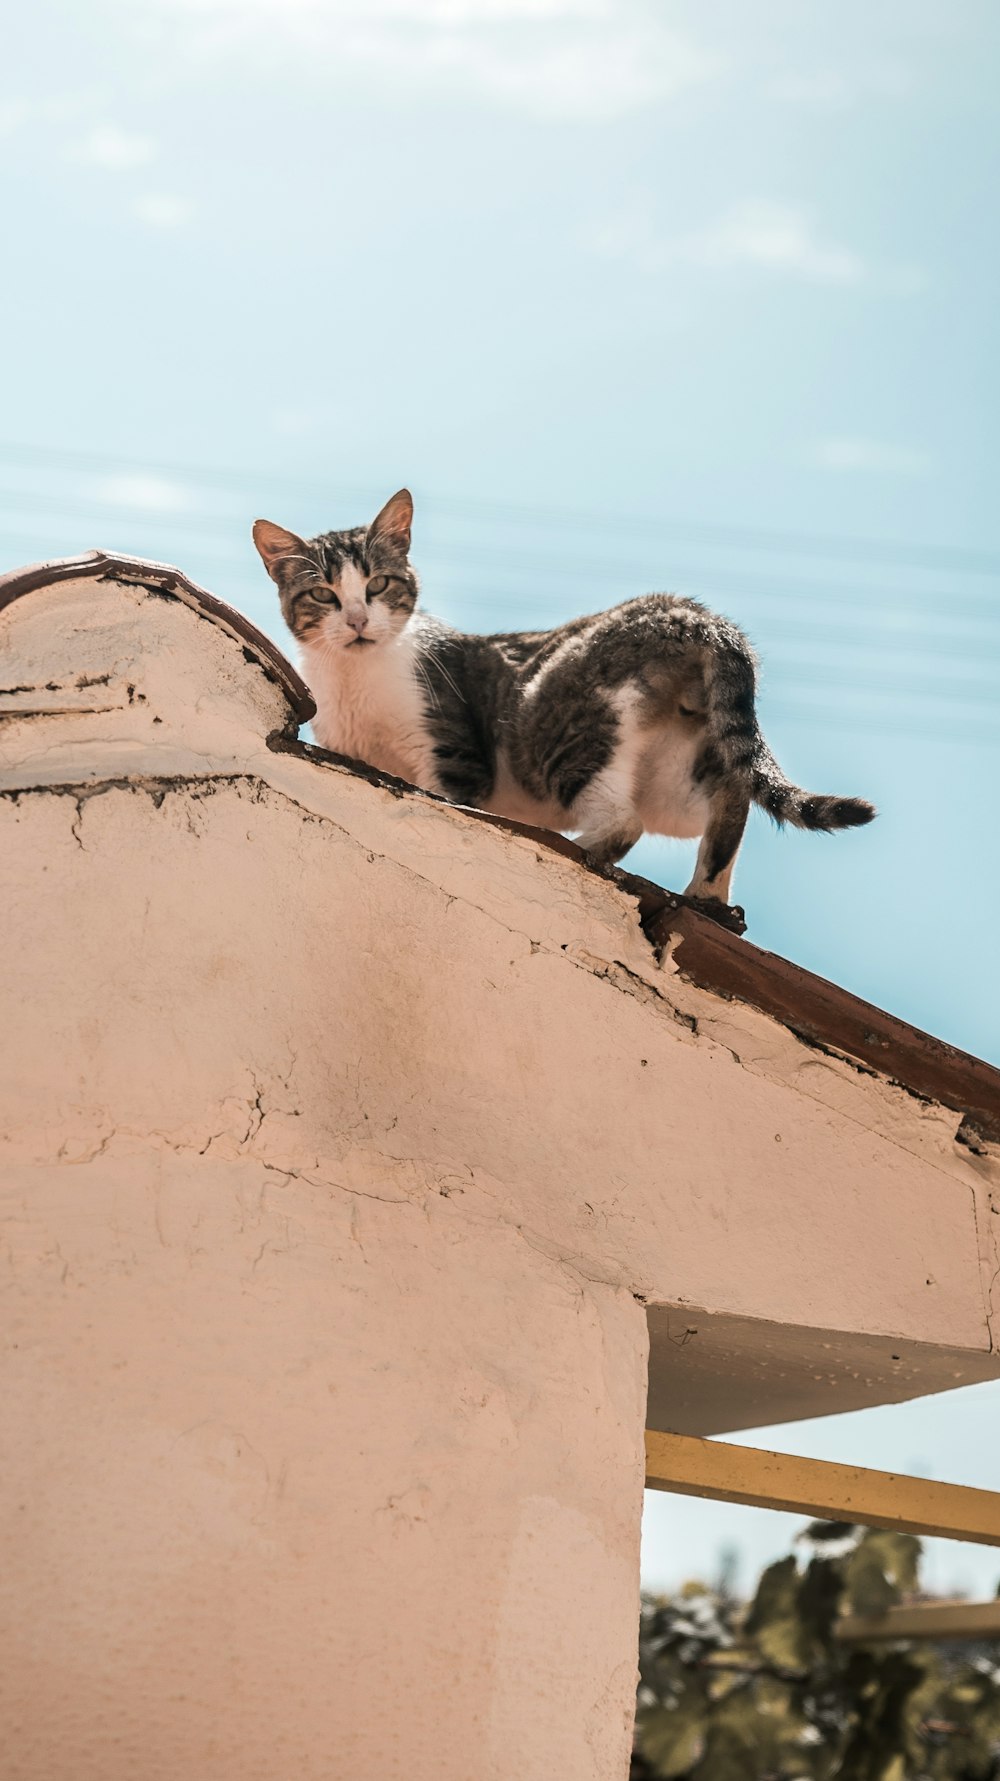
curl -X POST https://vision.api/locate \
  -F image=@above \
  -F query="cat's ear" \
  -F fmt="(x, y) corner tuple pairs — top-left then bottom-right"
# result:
(368, 489), (413, 555)
(253, 519), (308, 581)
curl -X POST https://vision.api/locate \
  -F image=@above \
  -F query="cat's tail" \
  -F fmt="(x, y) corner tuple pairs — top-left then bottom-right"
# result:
(703, 624), (876, 830)
(750, 739), (876, 831)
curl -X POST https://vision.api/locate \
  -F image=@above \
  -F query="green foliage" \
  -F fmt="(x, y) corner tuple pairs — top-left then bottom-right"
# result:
(635, 1525), (1000, 1781)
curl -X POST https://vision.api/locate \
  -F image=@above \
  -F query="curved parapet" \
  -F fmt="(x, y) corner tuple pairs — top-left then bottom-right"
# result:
(0, 550), (314, 789)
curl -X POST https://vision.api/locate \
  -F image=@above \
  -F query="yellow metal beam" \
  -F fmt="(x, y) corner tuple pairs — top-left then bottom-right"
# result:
(644, 1430), (1000, 1548)
(836, 1601), (1000, 1642)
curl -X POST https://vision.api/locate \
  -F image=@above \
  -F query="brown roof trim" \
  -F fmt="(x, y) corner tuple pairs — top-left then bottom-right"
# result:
(0, 551), (316, 725)
(646, 904), (1000, 1143)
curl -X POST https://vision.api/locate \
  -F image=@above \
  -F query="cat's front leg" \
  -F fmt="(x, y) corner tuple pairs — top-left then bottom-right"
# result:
(573, 775), (643, 874)
(577, 829), (638, 872)
(576, 823), (643, 875)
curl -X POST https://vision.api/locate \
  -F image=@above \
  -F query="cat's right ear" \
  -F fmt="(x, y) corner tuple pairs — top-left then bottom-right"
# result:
(253, 519), (308, 581)
(368, 489), (413, 555)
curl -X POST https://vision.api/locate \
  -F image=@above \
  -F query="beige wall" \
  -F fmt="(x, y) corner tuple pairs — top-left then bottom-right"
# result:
(2, 566), (999, 1778)
(5, 1147), (645, 1780)
(1, 773), (648, 1781)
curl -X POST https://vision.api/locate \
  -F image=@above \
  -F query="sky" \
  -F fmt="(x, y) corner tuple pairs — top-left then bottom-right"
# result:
(3, 0), (1000, 1597)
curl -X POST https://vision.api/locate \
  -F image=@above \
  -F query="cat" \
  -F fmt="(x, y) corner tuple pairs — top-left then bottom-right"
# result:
(253, 489), (875, 904)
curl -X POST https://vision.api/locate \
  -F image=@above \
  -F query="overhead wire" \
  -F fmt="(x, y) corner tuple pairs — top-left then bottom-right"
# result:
(2, 436), (1000, 578)
(1, 445), (998, 746)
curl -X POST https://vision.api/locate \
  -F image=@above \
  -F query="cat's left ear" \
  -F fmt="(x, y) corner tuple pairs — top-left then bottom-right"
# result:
(368, 489), (413, 555)
(253, 519), (308, 581)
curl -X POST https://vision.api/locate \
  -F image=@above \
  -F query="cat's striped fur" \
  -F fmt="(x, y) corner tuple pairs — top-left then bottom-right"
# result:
(254, 490), (875, 903)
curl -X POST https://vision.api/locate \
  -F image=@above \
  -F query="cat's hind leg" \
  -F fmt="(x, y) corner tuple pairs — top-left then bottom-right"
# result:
(684, 782), (750, 905)
(572, 767), (642, 872)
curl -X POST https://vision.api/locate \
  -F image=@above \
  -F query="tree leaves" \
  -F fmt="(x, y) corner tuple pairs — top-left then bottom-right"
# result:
(640, 1700), (710, 1777)
(845, 1532), (920, 1618)
(635, 1525), (1000, 1781)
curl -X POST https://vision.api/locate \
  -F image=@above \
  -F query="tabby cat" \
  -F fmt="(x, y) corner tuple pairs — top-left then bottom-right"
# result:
(254, 490), (874, 903)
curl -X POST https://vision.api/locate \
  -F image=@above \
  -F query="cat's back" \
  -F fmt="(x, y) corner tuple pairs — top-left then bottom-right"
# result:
(481, 590), (719, 667)
(469, 592), (732, 707)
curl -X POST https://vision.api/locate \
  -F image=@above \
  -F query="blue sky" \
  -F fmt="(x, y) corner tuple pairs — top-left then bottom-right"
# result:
(3, 0), (999, 1595)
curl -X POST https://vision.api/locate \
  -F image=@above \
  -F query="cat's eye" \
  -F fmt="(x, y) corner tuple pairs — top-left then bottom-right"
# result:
(293, 586), (339, 614)
(366, 574), (390, 598)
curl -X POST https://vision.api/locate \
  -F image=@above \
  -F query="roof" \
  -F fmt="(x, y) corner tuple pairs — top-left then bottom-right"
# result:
(4, 548), (1000, 1436)
(4, 547), (998, 1139)
(11, 549), (986, 1137)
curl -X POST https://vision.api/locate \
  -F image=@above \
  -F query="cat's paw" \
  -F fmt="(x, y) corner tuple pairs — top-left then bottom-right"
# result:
(580, 847), (623, 878)
(685, 893), (747, 934)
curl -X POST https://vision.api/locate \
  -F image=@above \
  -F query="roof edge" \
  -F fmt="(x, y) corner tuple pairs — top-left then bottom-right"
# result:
(0, 550), (316, 725)
(269, 736), (1000, 1142)
(647, 904), (1000, 1144)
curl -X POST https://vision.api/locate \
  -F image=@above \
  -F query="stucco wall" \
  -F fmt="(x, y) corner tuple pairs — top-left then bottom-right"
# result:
(5, 1147), (644, 1779)
(1, 773), (648, 1780)
(2, 561), (999, 1779)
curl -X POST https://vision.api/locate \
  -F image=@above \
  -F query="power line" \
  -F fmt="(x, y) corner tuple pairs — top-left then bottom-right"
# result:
(2, 485), (998, 745)
(2, 505), (996, 666)
(2, 437), (1000, 579)
(4, 485), (1000, 636)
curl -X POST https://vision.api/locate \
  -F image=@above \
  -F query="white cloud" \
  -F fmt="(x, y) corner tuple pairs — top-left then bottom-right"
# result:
(583, 196), (926, 295)
(811, 437), (931, 478)
(0, 95), (95, 139)
(682, 200), (865, 286)
(584, 197), (872, 286)
(138, 0), (720, 121)
(76, 124), (155, 170)
(159, 0), (613, 19)
(768, 65), (915, 111)
(132, 193), (193, 228)
(366, 19), (715, 119)
(92, 473), (193, 511)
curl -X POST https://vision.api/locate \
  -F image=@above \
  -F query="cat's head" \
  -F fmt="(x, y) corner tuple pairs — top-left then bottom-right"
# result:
(253, 489), (418, 652)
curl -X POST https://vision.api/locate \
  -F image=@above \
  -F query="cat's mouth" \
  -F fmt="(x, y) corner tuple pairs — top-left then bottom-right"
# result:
(345, 635), (377, 648)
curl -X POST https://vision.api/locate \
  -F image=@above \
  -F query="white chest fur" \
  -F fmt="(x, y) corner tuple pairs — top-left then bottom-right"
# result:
(300, 627), (441, 792)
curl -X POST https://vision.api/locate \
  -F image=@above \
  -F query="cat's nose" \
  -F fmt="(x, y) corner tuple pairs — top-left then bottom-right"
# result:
(345, 609), (369, 637)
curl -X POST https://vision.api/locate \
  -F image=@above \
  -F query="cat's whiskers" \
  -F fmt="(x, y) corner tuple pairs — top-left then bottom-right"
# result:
(318, 633), (347, 662)
(276, 552), (320, 569)
(413, 656), (441, 716)
(424, 648), (466, 708)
